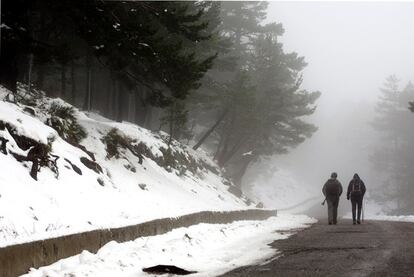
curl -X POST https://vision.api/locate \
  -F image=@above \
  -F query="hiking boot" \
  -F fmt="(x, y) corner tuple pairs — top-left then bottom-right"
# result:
(357, 220), (361, 224)
(329, 222), (332, 225)
(353, 221), (356, 225)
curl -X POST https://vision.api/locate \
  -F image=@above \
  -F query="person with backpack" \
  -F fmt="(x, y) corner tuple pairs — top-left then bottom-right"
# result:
(322, 172), (343, 225)
(347, 173), (366, 225)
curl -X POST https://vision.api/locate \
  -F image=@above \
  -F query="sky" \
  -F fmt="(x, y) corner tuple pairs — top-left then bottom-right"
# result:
(267, 1), (414, 106)
(250, 2), (414, 192)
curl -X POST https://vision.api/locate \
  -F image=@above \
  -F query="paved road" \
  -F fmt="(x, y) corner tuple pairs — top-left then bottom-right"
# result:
(221, 219), (414, 277)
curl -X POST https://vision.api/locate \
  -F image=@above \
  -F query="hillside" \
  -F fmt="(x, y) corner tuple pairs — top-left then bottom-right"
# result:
(0, 86), (253, 247)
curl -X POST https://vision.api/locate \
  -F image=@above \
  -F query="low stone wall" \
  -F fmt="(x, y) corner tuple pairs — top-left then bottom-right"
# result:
(0, 209), (276, 277)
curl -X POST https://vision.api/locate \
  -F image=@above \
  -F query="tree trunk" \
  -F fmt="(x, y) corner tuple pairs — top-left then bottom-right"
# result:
(83, 55), (92, 111)
(144, 105), (153, 130)
(193, 108), (228, 150)
(70, 60), (76, 104)
(135, 91), (142, 125)
(111, 79), (118, 119)
(105, 77), (114, 117)
(36, 64), (46, 91)
(219, 134), (249, 167)
(213, 133), (225, 160)
(232, 155), (254, 188)
(61, 63), (66, 99)
(27, 53), (34, 94)
(167, 103), (175, 146)
(216, 136), (230, 166)
(215, 111), (236, 164)
(0, 42), (18, 95)
(86, 67), (92, 111)
(116, 81), (124, 122)
(127, 93), (135, 122)
(186, 120), (196, 145)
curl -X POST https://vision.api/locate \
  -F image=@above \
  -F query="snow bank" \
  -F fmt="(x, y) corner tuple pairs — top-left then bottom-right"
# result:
(0, 86), (252, 247)
(23, 214), (316, 277)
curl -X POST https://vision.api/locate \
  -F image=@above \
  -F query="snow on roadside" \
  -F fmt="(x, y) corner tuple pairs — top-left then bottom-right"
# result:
(344, 212), (414, 223)
(23, 214), (316, 277)
(363, 215), (414, 222)
(343, 200), (414, 222)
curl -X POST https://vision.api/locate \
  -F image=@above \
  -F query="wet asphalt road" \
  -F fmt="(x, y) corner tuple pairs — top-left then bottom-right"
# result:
(221, 219), (414, 277)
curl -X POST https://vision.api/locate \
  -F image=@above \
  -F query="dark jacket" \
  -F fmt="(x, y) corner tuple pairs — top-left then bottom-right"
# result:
(323, 178), (343, 199)
(347, 177), (366, 199)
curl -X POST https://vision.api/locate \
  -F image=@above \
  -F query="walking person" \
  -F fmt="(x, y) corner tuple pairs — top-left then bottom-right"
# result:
(347, 173), (366, 225)
(322, 172), (343, 225)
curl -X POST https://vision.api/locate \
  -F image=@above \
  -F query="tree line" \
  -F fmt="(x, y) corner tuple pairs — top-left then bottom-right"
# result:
(371, 75), (414, 213)
(0, 1), (320, 187)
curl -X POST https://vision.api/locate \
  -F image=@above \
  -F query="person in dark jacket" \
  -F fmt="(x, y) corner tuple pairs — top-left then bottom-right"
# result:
(347, 173), (366, 224)
(322, 172), (343, 225)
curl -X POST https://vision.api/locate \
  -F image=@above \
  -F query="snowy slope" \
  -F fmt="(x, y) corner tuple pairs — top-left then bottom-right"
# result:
(0, 87), (252, 247)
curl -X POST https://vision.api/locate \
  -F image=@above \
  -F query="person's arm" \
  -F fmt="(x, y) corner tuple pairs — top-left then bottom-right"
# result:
(347, 181), (352, 200)
(322, 181), (327, 197)
(361, 181), (366, 197)
(338, 181), (343, 196)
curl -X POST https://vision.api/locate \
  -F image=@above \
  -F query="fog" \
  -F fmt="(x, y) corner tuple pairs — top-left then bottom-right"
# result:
(244, 2), (414, 213)
(4, 1), (414, 215)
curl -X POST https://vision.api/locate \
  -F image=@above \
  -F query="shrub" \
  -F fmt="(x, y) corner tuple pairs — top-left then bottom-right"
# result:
(49, 104), (76, 121)
(46, 103), (87, 145)
(102, 128), (150, 164)
(102, 128), (126, 159)
(157, 147), (199, 176)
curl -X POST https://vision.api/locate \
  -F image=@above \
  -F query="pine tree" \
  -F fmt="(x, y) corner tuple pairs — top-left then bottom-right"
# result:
(1, 1), (216, 125)
(185, 2), (320, 186)
(190, 1), (268, 150)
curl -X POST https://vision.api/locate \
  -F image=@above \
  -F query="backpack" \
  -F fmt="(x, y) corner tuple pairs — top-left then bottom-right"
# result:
(326, 179), (339, 196)
(351, 180), (362, 196)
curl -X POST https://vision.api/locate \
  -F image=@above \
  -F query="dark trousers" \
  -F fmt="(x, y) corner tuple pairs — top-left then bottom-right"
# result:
(327, 197), (339, 224)
(351, 196), (363, 222)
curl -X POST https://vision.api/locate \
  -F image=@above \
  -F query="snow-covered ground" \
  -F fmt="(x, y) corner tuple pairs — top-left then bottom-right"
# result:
(364, 214), (414, 222)
(23, 214), (316, 277)
(0, 87), (253, 247)
(343, 199), (414, 222)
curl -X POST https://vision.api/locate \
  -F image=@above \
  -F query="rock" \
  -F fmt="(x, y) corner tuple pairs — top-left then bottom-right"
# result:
(124, 164), (136, 173)
(142, 265), (196, 275)
(64, 158), (82, 175)
(97, 178), (104, 186)
(80, 157), (102, 174)
(77, 144), (95, 161)
(23, 107), (35, 116)
(0, 137), (9, 155)
(138, 183), (147, 191)
(4, 93), (15, 103)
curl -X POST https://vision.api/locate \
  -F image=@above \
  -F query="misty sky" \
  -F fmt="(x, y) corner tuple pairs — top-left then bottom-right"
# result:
(267, 1), (414, 105)
(254, 2), (414, 190)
